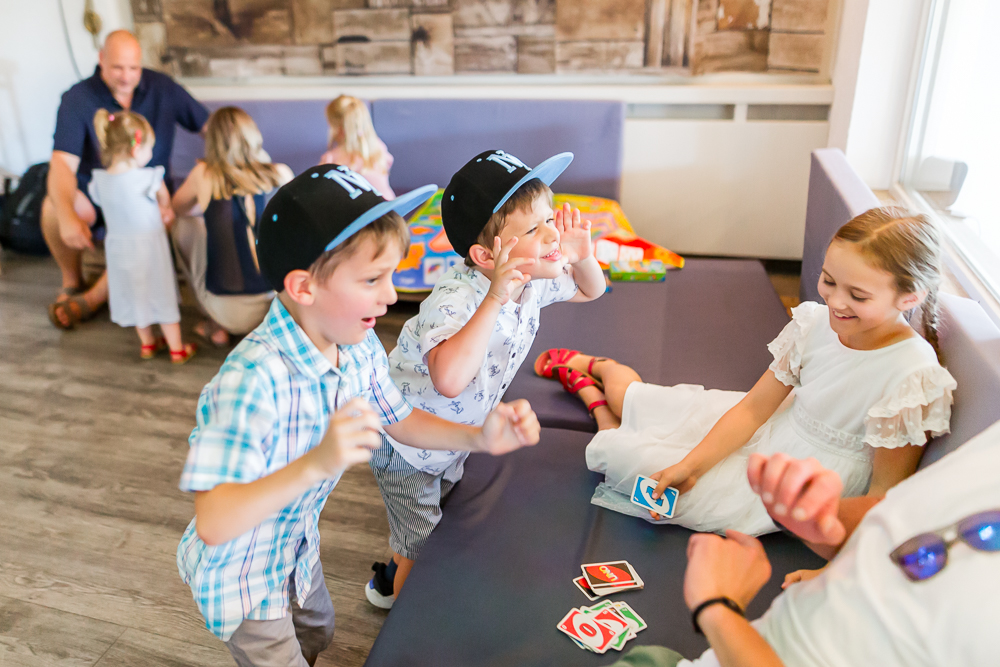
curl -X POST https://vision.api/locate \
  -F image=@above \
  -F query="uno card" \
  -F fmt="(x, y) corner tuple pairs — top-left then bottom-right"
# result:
(557, 608), (617, 653)
(573, 575), (600, 601)
(630, 475), (678, 518)
(581, 560), (642, 591)
(612, 601), (648, 633)
(590, 607), (633, 650)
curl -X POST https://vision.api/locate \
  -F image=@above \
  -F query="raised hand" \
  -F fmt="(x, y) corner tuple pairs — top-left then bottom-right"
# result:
(555, 202), (593, 265)
(747, 453), (846, 547)
(479, 399), (540, 455)
(487, 235), (535, 305)
(309, 397), (383, 478)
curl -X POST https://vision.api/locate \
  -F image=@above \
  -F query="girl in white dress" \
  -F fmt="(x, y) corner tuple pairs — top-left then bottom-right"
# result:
(319, 95), (395, 200)
(536, 208), (956, 537)
(90, 109), (196, 363)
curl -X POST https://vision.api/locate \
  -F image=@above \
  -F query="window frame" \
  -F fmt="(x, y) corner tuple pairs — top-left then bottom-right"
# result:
(889, 0), (1000, 326)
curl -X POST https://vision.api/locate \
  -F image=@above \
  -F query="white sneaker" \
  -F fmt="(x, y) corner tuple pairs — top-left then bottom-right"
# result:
(365, 560), (396, 609)
(365, 578), (395, 609)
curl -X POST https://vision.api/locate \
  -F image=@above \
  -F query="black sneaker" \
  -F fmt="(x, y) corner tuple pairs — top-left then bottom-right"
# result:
(365, 561), (396, 609)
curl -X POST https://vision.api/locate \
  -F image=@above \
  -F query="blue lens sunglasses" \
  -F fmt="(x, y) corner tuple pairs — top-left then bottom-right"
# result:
(890, 509), (1000, 582)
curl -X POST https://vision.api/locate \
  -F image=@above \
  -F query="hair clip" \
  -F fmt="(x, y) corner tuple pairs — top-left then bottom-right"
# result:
(108, 113), (115, 122)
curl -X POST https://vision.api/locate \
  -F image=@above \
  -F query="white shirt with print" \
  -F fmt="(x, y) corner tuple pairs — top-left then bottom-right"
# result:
(682, 419), (1000, 667)
(386, 263), (578, 473)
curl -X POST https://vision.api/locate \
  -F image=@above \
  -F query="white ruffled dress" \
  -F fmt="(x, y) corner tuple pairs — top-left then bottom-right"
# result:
(585, 301), (957, 536)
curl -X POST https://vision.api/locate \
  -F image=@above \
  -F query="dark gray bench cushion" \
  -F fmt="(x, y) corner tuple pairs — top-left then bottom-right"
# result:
(920, 293), (1000, 468)
(370, 98), (625, 200)
(170, 99), (331, 184)
(507, 258), (790, 432)
(800, 148), (880, 304)
(364, 428), (824, 666)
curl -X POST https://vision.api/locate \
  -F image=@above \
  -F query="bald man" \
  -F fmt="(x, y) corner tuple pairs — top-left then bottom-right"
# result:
(43, 30), (208, 328)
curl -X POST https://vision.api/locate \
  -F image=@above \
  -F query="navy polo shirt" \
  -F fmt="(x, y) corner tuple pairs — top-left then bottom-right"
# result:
(52, 66), (209, 197)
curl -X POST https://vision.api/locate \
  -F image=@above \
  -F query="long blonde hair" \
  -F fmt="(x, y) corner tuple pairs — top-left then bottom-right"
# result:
(93, 109), (154, 167)
(325, 95), (385, 170)
(203, 107), (283, 200)
(833, 207), (945, 355)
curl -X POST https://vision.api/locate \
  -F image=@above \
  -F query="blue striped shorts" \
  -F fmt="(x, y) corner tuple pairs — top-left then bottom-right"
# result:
(369, 438), (468, 560)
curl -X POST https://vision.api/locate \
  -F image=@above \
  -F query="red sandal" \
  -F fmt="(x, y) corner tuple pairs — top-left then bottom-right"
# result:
(534, 349), (609, 383)
(534, 348), (580, 379)
(554, 366), (610, 417)
(140, 336), (168, 360)
(170, 343), (198, 365)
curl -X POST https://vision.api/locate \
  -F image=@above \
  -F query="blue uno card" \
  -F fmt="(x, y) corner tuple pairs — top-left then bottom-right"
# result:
(630, 475), (678, 518)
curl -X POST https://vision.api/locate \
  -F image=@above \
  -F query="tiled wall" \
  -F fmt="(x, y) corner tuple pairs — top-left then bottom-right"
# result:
(131, 0), (831, 77)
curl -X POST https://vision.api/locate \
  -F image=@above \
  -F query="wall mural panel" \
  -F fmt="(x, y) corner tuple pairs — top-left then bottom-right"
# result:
(136, 0), (831, 78)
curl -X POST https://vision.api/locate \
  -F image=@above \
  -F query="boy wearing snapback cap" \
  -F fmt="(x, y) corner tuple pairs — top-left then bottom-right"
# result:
(176, 164), (541, 667)
(365, 150), (607, 608)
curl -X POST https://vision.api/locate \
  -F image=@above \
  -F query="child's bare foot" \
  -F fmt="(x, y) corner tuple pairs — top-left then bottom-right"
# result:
(559, 352), (616, 383)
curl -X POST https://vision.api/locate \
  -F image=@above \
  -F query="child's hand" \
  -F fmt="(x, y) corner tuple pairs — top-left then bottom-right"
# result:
(648, 461), (698, 519)
(161, 205), (176, 229)
(487, 235), (534, 305)
(556, 202), (593, 265)
(310, 397), (382, 478)
(479, 399), (540, 455)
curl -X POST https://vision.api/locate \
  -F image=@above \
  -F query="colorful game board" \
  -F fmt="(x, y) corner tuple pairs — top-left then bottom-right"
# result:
(393, 190), (683, 292)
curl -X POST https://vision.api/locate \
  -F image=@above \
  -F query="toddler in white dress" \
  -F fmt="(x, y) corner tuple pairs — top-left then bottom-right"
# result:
(90, 109), (195, 363)
(537, 207), (956, 537)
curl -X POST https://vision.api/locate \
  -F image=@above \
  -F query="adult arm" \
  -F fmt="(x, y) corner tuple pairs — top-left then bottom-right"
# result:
(171, 78), (210, 134)
(650, 370), (793, 498)
(171, 161), (207, 216)
(835, 444), (921, 544)
(382, 399), (539, 456)
(747, 453), (848, 560)
(684, 531), (784, 667)
(48, 151), (93, 249)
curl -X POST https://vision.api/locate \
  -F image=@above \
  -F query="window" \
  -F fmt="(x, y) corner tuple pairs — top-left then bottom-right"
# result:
(895, 0), (1000, 303)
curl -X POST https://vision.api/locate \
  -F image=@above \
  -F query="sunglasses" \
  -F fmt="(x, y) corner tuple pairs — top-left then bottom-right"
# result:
(889, 509), (1000, 582)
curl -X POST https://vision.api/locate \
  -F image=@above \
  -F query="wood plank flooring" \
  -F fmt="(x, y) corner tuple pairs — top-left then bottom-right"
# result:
(0, 251), (402, 666)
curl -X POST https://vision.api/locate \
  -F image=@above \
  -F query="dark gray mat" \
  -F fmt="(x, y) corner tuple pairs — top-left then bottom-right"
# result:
(507, 258), (791, 432)
(365, 428), (825, 667)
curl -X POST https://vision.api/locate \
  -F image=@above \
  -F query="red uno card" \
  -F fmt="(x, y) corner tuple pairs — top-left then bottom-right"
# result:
(573, 575), (601, 601)
(557, 609), (617, 653)
(581, 561), (639, 590)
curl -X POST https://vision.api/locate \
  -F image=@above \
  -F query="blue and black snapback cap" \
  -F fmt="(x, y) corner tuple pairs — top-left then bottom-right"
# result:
(257, 164), (436, 291)
(441, 150), (573, 258)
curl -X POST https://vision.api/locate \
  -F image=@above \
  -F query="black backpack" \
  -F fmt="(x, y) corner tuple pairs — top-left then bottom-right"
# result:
(0, 162), (50, 255)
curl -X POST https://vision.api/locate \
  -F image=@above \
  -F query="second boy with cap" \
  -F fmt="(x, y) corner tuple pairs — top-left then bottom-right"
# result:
(176, 164), (541, 667)
(365, 149), (607, 608)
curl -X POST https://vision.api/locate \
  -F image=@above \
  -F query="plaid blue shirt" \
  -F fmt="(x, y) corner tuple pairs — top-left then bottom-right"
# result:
(176, 298), (411, 640)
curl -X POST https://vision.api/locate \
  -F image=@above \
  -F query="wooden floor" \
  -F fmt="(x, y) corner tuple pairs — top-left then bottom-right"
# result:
(0, 251), (798, 666)
(0, 251), (405, 667)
